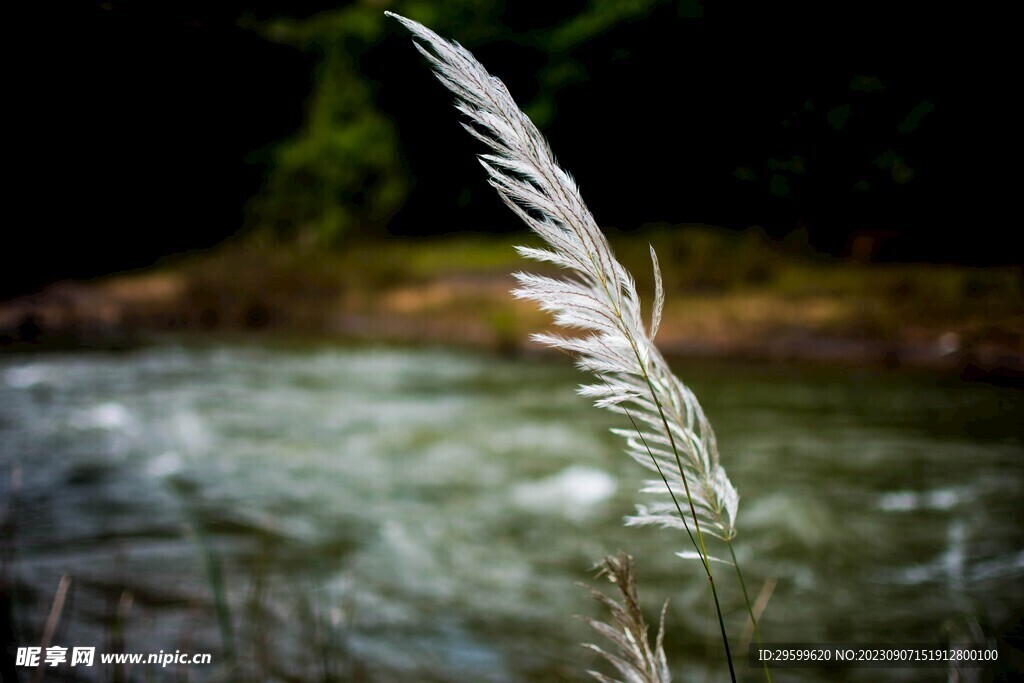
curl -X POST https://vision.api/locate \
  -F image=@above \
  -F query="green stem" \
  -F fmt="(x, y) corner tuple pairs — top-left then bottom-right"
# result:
(586, 254), (737, 681)
(621, 347), (737, 681)
(639, 370), (736, 683)
(707, 568), (737, 683)
(596, 371), (735, 682)
(727, 540), (771, 683)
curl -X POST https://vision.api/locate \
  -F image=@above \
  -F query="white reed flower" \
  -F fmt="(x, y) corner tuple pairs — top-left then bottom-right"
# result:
(387, 10), (739, 546)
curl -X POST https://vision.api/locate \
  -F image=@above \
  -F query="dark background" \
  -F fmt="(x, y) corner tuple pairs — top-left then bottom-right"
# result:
(6, 0), (1017, 299)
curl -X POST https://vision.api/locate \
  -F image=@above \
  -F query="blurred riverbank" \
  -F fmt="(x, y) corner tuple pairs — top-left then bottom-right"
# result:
(3, 228), (1021, 379)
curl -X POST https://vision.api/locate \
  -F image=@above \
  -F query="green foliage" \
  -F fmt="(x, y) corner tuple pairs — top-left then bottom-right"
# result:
(247, 5), (405, 244)
(245, 0), (684, 245)
(548, 0), (666, 50)
(244, 0), (941, 248)
(898, 100), (935, 134)
(246, 0), (517, 245)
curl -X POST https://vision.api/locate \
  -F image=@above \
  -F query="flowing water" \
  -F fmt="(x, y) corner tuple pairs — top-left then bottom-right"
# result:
(1, 342), (1021, 681)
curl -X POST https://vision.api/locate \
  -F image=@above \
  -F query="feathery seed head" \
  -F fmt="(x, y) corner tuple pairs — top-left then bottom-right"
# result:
(387, 10), (739, 545)
(580, 552), (672, 683)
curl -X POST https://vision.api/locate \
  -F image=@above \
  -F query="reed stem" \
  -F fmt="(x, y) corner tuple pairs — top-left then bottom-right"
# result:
(728, 540), (772, 682)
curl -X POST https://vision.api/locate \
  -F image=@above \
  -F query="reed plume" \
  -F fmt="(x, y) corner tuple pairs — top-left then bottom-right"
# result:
(385, 11), (737, 543)
(387, 13), (767, 681)
(581, 552), (671, 683)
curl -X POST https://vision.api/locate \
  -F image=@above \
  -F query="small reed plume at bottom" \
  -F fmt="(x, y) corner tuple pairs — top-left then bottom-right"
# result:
(580, 552), (671, 683)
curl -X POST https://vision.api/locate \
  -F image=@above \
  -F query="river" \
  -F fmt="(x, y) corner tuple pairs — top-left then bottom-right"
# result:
(1, 342), (1021, 681)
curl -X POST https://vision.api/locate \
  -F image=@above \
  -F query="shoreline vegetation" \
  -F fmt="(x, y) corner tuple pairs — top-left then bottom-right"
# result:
(3, 227), (1021, 380)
